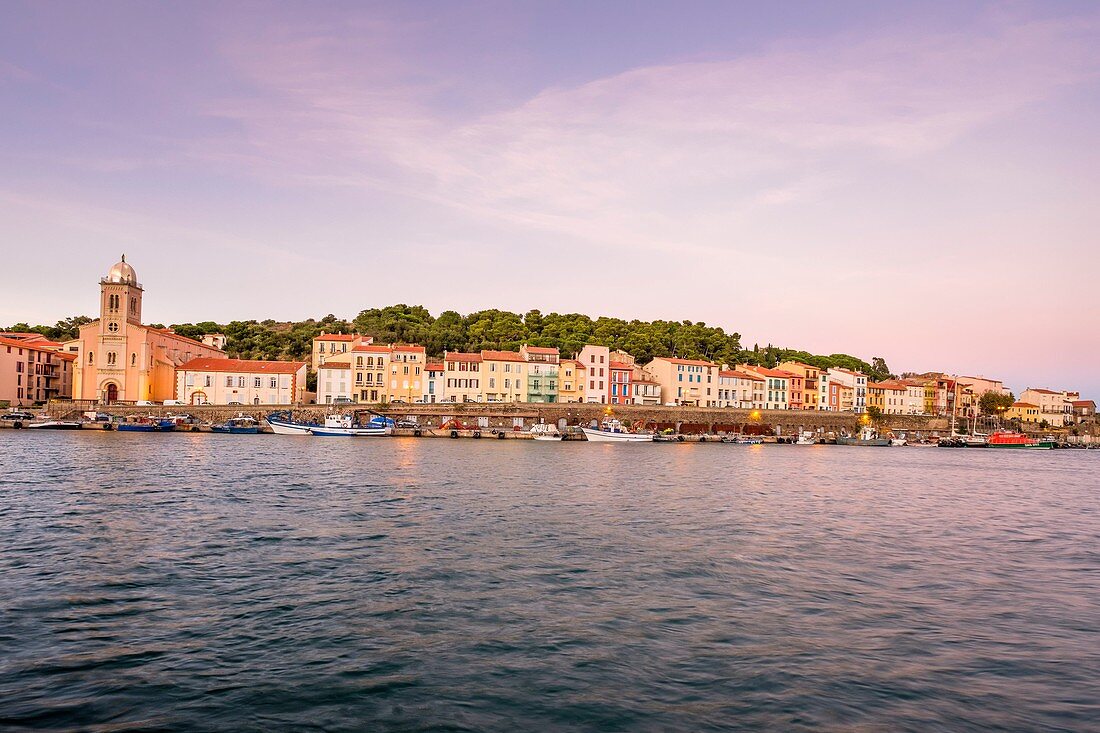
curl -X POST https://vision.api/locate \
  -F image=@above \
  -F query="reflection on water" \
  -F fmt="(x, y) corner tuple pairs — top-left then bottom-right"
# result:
(1, 433), (1098, 731)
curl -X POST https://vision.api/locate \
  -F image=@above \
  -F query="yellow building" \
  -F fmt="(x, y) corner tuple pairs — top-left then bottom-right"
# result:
(312, 332), (368, 371)
(349, 344), (391, 403)
(388, 345), (426, 403)
(558, 359), (585, 403)
(867, 383), (886, 412)
(70, 256), (225, 403)
(1005, 402), (1041, 423)
(481, 350), (527, 402)
(777, 361), (821, 409)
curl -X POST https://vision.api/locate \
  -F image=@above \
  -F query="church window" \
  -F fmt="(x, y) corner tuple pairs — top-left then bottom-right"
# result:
(89, 351), (94, 364)
(108, 321), (119, 333)
(107, 352), (116, 365)
(131, 353), (136, 366)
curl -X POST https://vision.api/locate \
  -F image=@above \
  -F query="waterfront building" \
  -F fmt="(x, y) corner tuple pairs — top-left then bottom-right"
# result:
(783, 371), (804, 410)
(630, 376), (662, 405)
(1005, 402), (1041, 423)
(520, 345), (560, 403)
(388, 344), (426, 403)
(443, 351), (482, 403)
(778, 361), (821, 409)
(646, 357), (718, 406)
(0, 336), (75, 405)
(69, 256), (226, 403)
(557, 359), (585, 403)
(349, 344), (391, 403)
(312, 332), (369, 371)
(717, 369), (757, 408)
(175, 358), (306, 405)
(1071, 400), (1095, 423)
(424, 361), (445, 403)
(738, 366), (789, 410)
(1019, 388), (1073, 427)
(481, 350), (527, 402)
(870, 380), (910, 415)
(609, 360), (633, 405)
(825, 368), (868, 412)
(317, 359), (353, 404)
(201, 333), (228, 350)
(867, 382), (885, 413)
(576, 345), (610, 403)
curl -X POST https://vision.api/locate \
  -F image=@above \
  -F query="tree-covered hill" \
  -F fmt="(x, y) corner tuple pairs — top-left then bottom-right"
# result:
(5, 305), (894, 381)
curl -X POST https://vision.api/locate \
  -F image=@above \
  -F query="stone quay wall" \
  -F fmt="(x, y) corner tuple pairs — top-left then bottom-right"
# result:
(47, 400), (950, 434)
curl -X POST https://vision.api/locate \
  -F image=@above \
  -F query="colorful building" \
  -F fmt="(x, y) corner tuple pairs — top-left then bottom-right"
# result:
(558, 359), (584, 403)
(645, 357), (718, 406)
(349, 344), (391, 403)
(312, 332), (369, 371)
(176, 358), (306, 405)
(576, 345), (610, 403)
(778, 361), (821, 409)
(481, 350), (526, 402)
(443, 352), (483, 403)
(388, 345), (426, 403)
(316, 359), (353, 404)
(717, 369), (757, 408)
(630, 376), (662, 405)
(609, 360), (633, 405)
(424, 361), (445, 403)
(739, 366), (790, 410)
(69, 257), (226, 404)
(1019, 388), (1072, 427)
(0, 336), (74, 406)
(521, 345), (560, 403)
(1005, 402), (1041, 423)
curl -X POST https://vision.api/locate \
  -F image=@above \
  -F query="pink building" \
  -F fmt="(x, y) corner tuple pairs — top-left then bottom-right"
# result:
(609, 360), (633, 405)
(0, 336), (75, 406)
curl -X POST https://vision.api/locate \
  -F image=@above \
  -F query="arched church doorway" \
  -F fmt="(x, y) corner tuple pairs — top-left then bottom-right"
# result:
(191, 392), (207, 406)
(104, 383), (118, 404)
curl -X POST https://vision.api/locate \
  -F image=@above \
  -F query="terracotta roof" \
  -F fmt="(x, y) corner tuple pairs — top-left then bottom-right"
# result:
(352, 344), (392, 353)
(320, 361), (351, 370)
(654, 357), (716, 367)
(392, 344), (425, 352)
(609, 361), (632, 369)
(560, 359), (583, 366)
(178, 357), (305, 374)
(1024, 388), (1061, 395)
(832, 368), (865, 377)
(1012, 402), (1039, 408)
(55, 352), (77, 361)
(1071, 400), (1094, 408)
(742, 366), (790, 379)
(480, 350), (524, 362)
(0, 335), (61, 352)
(316, 333), (359, 341)
(523, 345), (559, 355)
(425, 362), (444, 371)
(446, 352), (483, 363)
(870, 380), (909, 391)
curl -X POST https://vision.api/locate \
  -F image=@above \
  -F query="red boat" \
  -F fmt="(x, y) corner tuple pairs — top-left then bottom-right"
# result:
(988, 431), (1053, 449)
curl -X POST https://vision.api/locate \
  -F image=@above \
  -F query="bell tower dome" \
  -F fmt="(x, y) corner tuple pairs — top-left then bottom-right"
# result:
(100, 254), (143, 325)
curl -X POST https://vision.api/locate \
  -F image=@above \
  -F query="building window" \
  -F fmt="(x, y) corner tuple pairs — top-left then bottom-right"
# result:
(270, 377), (277, 388)
(205, 375), (212, 387)
(226, 376), (233, 387)
(254, 377), (262, 388)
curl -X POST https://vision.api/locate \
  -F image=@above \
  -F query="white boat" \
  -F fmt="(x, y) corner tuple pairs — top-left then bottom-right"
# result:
(795, 431), (817, 445)
(27, 419), (82, 430)
(528, 423), (562, 441)
(308, 414), (390, 437)
(265, 411), (317, 435)
(580, 418), (652, 442)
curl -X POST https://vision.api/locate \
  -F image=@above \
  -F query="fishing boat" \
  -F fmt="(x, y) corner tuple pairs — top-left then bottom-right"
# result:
(211, 415), (259, 434)
(580, 418), (652, 442)
(308, 413), (391, 437)
(528, 423), (562, 441)
(987, 430), (1053, 450)
(890, 435), (908, 447)
(721, 435), (764, 445)
(27, 419), (82, 430)
(265, 411), (320, 435)
(795, 431), (817, 445)
(836, 425), (890, 447)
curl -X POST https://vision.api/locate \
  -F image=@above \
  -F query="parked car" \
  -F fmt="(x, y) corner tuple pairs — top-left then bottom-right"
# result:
(227, 401), (242, 405)
(136, 400), (158, 406)
(333, 397), (353, 405)
(395, 419), (420, 429)
(2, 411), (35, 421)
(163, 399), (185, 406)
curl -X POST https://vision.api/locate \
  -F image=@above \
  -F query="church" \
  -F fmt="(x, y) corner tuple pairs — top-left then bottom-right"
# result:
(68, 256), (226, 403)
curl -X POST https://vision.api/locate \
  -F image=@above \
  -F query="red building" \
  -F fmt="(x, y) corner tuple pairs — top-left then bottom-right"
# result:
(609, 360), (633, 405)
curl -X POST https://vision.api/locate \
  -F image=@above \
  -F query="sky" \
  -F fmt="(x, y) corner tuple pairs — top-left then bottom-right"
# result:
(1, 1), (1098, 397)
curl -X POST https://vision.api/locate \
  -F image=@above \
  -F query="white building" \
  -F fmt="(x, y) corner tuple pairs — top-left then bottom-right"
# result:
(423, 361), (445, 403)
(176, 358), (307, 405)
(317, 359), (353, 404)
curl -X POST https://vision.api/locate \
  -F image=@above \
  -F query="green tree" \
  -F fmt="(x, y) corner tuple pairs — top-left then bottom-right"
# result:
(979, 391), (1016, 415)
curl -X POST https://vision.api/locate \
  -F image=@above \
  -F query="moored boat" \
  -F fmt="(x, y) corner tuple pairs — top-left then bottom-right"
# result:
(795, 431), (817, 445)
(265, 411), (319, 435)
(580, 418), (652, 442)
(117, 417), (175, 432)
(836, 425), (890, 447)
(987, 430), (1053, 450)
(27, 420), (82, 430)
(307, 413), (391, 437)
(721, 435), (764, 445)
(528, 423), (562, 441)
(211, 415), (259, 434)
